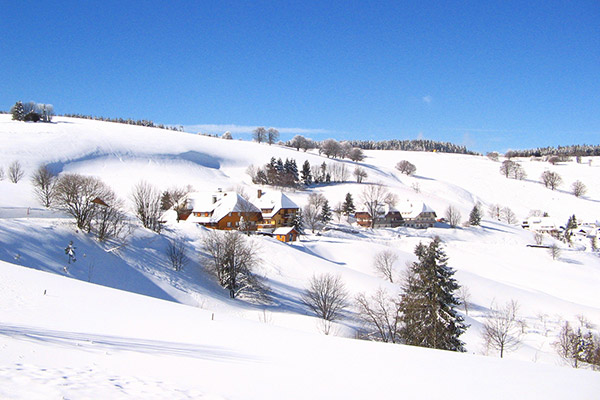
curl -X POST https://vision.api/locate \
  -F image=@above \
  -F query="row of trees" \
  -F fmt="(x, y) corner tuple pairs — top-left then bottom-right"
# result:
(499, 161), (588, 197)
(248, 158), (356, 188)
(505, 144), (600, 158)
(347, 139), (476, 154)
(11, 101), (54, 122)
(61, 113), (183, 131)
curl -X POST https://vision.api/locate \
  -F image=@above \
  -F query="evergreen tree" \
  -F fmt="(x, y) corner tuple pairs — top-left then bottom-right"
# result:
(565, 215), (578, 244)
(11, 101), (25, 121)
(288, 158), (299, 184)
(399, 237), (467, 352)
(468, 204), (482, 226)
(301, 160), (312, 186)
(293, 209), (304, 234)
(342, 193), (355, 216)
(320, 199), (332, 224)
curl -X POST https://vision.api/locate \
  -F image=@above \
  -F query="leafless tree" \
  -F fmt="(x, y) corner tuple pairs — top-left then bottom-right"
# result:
(8, 160), (25, 183)
(458, 286), (472, 316)
(554, 321), (587, 368)
(166, 237), (189, 271)
(0, 166), (4, 180)
(290, 135), (307, 151)
(541, 170), (562, 190)
(486, 152), (499, 161)
(267, 128), (279, 145)
(54, 173), (114, 232)
(510, 163), (527, 180)
(355, 289), (402, 343)
(501, 207), (517, 224)
(534, 232), (544, 246)
(301, 273), (349, 322)
(202, 230), (267, 300)
(221, 131), (232, 139)
(395, 160), (416, 175)
(329, 163), (349, 182)
(360, 183), (394, 228)
(488, 204), (502, 220)
(349, 147), (365, 162)
(547, 156), (560, 165)
(373, 250), (399, 283)
(445, 205), (461, 228)
(571, 180), (587, 197)
(499, 160), (515, 178)
(482, 300), (523, 358)
(131, 180), (163, 233)
(31, 165), (57, 207)
(339, 142), (353, 159)
(548, 243), (561, 260)
(321, 139), (342, 158)
(252, 127), (266, 143)
(303, 204), (322, 233)
(161, 186), (192, 221)
(411, 182), (421, 193)
(354, 166), (368, 183)
(308, 192), (327, 211)
(92, 195), (128, 242)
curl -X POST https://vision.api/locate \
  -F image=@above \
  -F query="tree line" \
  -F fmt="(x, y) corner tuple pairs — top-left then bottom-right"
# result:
(505, 144), (600, 158)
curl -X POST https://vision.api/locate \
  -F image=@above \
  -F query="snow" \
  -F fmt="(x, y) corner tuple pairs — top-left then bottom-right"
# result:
(1, 115), (600, 398)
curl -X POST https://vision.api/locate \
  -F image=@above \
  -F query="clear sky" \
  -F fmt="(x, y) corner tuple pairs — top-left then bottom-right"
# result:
(1, 1), (598, 153)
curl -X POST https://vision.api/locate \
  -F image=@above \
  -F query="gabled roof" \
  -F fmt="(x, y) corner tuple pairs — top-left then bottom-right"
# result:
(187, 191), (261, 224)
(397, 200), (436, 219)
(251, 191), (299, 218)
(273, 226), (297, 235)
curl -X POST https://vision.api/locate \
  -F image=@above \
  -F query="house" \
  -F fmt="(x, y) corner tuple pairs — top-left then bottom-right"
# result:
(397, 200), (437, 229)
(522, 217), (560, 235)
(186, 190), (262, 230)
(251, 190), (300, 231)
(355, 204), (404, 228)
(273, 226), (299, 242)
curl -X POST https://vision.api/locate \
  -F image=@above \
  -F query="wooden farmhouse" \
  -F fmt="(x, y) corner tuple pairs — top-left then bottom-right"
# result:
(273, 226), (299, 242)
(251, 190), (300, 231)
(356, 204), (404, 228)
(397, 200), (437, 229)
(186, 190), (262, 231)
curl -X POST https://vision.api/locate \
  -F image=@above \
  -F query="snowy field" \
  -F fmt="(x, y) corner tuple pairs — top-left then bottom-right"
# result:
(1, 115), (599, 398)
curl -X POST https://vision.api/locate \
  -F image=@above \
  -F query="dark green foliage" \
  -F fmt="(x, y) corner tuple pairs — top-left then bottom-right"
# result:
(320, 199), (332, 224)
(24, 111), (41, 122)
(11, 101), (25, 121)
(399, 237), (467, 352)
(342, 193), (355, 216)
(469, 204), (482, 226)
(301, 160), (312, 186)
(293, 208), (304, 234)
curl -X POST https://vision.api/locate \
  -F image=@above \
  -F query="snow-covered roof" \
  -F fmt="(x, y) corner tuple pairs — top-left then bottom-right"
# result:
(251, 191), (299, 218)
(525, 217), (559, 230)
(273, 227), (296, 235)
(397, 200), (436, 219)
(187, 191), (261, 223)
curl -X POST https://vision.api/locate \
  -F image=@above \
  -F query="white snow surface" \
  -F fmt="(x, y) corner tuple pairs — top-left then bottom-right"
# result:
(1, 115), (599, 398)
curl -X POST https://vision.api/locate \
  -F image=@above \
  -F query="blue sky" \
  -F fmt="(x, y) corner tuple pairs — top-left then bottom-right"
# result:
(1, 1), (598, 153)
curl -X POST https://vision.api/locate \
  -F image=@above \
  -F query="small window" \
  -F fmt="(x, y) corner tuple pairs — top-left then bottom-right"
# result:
(227, 222), (231, 227)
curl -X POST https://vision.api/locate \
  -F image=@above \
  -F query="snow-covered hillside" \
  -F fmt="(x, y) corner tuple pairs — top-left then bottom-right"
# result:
(1, 115), (599, 398)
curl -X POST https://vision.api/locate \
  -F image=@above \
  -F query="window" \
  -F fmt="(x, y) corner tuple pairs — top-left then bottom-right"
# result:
(227, 222), (231, 227)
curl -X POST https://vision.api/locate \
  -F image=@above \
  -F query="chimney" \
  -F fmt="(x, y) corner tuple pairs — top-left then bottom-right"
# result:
(257, 189), (262, 199)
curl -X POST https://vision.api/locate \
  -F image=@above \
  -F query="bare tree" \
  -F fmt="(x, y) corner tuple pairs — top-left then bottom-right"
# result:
(266, 128), (279, 145)
(395, 160), (416, 175)
(290, 135), (307, 151)
(533, 232), (544, 246)
(541, 170), (562, 190)
(548, 243), (561, 260)
(54, 174), (114, 231)
(252, 127), (266, 143)
(373, 250), (399, 283)
(301, 273), (349, 322)
(510, 163), (527, 180)
(554, 321), (588, 368)
(131, 181), (163, 233)
(360, 183), (393, 228)
(349, 147), (365, 162)
(353, 166), (368, 183)
(161, 186), (192, 221)
(166, 237), (189, 271)
(500, 207), (516, 224)
(571, 180), (587, 197)
(488, 204), (502, 220)
(355, 289), (402, 343)
(92, 195), (128, 242)
(303, 204), (322, 233)
(0, 166), (4, 180)
(445, 205), (461, 228)
(482, 300), (523, 358)
(31, 165), (57, 207)
(202, 230), (266, 300)
(321, 139), (342, 158)
(308, 192), (327, 211)
(499, 160), (515, 178)
(8, 160), (25, 183)
(458, 286), (472, 316)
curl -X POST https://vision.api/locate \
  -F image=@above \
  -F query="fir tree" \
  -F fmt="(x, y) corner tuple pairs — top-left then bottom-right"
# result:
(301, 160), (312, 186)
(11, 101), (25, 121)
(342, 193), (355, 216)
(293, 209), (304, 234)
(399, 237), (467, 352)
(320, 199), (332, 224)
(468, 204), (482, 226)
(565, 215), (577, 245)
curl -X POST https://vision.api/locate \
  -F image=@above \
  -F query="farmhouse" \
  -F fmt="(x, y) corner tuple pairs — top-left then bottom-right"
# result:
(522, 217), (560, 235)
(251, 190), (300, 231)
(356, 204), (404, 228)
(397, 200), (437, 229)
(186, 190), (262, 230)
